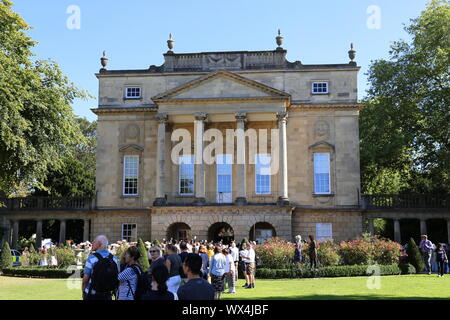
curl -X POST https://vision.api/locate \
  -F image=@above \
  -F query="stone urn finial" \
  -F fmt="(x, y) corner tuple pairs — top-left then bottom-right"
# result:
(100, 51), (109, 71)
(348, 43), (356, 65)
(167, 33), (174, 53)
(276, 29), (284, 50)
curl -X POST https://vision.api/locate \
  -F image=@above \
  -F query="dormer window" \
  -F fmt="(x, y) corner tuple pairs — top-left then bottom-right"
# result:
(312, 82), (329, 94)
(125, 87), (141, 99)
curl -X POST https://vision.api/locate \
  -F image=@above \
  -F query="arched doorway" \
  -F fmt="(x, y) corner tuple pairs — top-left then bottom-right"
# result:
(167, 223), (192, 241)
(249, 222), (276, 244)
(208, 222), (234, 244)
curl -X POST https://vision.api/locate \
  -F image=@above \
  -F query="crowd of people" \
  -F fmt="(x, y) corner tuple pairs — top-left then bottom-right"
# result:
(81, 235), (257, 300)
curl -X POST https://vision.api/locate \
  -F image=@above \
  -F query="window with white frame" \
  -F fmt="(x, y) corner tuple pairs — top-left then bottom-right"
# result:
(125, 87), (141, 99)
(313, 153), (331, 194)
(316, 223), (332, 242)
(255, 154), (271, 195)
(312, 82), (329, 94)
(216, 154), (232, 203)
(179, 155), (195, 195)
(123, 155), (139, 196)
(122, 224), (137, 242)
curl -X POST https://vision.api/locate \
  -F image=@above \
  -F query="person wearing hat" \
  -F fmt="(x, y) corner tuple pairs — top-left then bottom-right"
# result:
(419, 235), (434, 274)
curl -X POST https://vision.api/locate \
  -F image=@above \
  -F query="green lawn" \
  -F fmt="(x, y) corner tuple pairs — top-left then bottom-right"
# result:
(0, 275), (449, 300)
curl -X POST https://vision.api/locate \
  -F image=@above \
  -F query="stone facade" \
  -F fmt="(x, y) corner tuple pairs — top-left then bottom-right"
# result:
(1, 41), (367, 246)
(91, 45), (364, 243)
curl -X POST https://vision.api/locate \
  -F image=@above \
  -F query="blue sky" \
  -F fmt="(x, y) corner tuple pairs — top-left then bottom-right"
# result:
(12, 0), (429, 121)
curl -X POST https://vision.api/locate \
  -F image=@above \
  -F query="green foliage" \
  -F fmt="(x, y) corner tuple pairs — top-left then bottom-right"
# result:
(0, 242), (12, 270)
(137, 239), (150, 272)
(361, 0), (450, 194)
(0, 1), (91, 195)
(28, 252), (43, 266)
(54, 247), (76, 268)
(399, 263), (417, 275)
(406, 238), (424, 273)
(17, 237), (35, 251)
(256, 264), (401, 279)
(29, 243), (36, 253)
(114, 242), (130, 265)
(33, 118), (96, 197)
(2, 266), (82, 278)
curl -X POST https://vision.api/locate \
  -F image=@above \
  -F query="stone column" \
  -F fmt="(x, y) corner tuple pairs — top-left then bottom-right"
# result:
(277, 111), (289, 205)
(447, 220), (450, 245)
(83, 219), (90, 242)
(12, 220), (19, 249)
(394, 219), (401, 243)
(368, 218), (375, 235)
(194, 112), (207, 205)
(420, 219), (427, 236)
(154, 113), (169, 206)
(36, 220), (43, 249)
(235, 112), (247, 205)
(59, 219), (66, 245)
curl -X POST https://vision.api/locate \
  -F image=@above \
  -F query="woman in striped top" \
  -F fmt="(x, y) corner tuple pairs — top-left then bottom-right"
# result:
(117, 246), (141, 300)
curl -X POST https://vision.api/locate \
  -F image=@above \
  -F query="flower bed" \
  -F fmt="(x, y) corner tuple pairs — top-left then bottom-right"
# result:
(255, 235), (402, 269)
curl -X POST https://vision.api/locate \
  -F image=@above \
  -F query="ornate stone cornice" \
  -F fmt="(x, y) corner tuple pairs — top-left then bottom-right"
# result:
(152, 70), (291, 103)
(155, 96), (290, 106)
(155, 112), (169, 123)
(235, 112), (247, 122)
(194, 112), (208, 121)
(289, 103), (363, 111)
(91, 107), (157, 114)
(276, 111), (288, 122)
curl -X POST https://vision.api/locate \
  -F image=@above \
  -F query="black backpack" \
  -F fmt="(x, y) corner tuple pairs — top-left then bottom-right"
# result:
(128, 265), (150, 300)
(90, 253), (119, 294)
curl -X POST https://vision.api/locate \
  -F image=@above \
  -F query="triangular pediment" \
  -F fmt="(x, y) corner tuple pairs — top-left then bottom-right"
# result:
(152, 70), (290, 102)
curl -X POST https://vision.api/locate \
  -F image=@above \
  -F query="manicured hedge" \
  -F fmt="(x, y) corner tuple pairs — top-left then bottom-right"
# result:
(399, 263), (416, 275)
(256, 264), (402, 279)
(2, 267), (83, 279)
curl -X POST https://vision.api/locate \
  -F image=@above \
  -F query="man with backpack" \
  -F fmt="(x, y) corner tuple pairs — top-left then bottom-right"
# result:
(82, 235), (120, 300)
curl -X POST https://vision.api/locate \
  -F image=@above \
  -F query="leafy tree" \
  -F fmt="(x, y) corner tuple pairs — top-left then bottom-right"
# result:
(0, 0), (90, 196)
(137, 238), (150, 272)
(0, 241), (12, 270)
(32, 118), (96, 197)
(406, 238), (424, 273)
(361, 0), (450, 194)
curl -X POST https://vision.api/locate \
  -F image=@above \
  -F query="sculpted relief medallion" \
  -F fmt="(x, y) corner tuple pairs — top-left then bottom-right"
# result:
(125, 123), (140, 141)
(314, 120), (330, 139)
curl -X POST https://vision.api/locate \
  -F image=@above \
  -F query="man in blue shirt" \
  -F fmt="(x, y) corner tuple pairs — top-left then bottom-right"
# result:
(82, 235), (119, 300)
(419, 235), (434, 275)
(177, 253), (214, 300)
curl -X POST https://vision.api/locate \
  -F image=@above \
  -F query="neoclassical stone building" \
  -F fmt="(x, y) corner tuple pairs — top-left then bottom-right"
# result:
(2, 35), (449, 249)
(90, 34), (363, 244)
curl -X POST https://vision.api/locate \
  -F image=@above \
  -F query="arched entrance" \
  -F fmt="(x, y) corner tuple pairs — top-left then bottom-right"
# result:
(167, 223), (192, 241)
(249, 222), (276, 244)
(208, 222), (234, 244)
